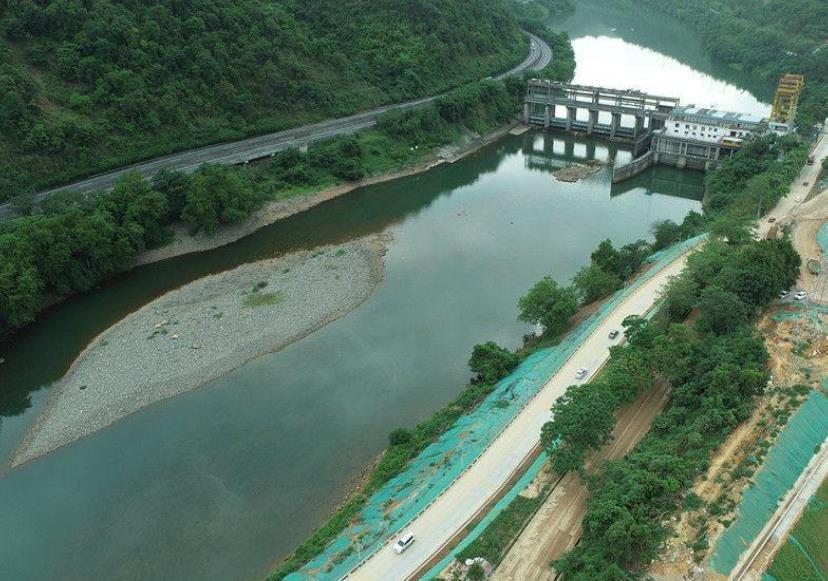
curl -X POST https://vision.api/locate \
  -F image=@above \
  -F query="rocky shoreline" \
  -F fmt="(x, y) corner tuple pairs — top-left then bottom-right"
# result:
(12, 236), (388, 468)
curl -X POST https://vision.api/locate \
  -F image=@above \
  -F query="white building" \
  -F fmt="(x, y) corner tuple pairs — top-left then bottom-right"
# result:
(662, 106), (766, 147)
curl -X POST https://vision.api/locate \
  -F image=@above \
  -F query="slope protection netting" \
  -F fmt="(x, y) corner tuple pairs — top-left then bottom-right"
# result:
(816, 222), (828, 255)
(287, 236), (704, 581)
(710, 389), (828, 575)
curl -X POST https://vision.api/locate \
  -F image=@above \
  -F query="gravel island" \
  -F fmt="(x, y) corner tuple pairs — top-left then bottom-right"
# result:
(13, 237), (387, 467)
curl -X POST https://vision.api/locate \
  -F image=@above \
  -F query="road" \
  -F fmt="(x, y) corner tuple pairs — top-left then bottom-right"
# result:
(0, 33), (551, 219)
(728, 435), (828, 581)
(344, 249), (695, 581)
(761, 121), (828, 237)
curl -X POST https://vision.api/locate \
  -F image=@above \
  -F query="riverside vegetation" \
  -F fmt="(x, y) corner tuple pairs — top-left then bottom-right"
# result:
(0, 74), (545, 337)
(0, 10), (577, 338)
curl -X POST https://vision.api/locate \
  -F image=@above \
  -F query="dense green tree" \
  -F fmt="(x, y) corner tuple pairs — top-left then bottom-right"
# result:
(182, 165), (261, 235)
(518, 276), (578, 336)
(651, 219), (683, 250)
(152, 169), (191, 220)
(468, 341), (519, 384)
(696, 285), (748, 334)
(661, 273), (699, 322)
(0, 233), (43, 328)
(572, 264), (622, 304)
(590, 239), (620, 275)
(542, 382), (618, 474)
(709, 214), (751, 245)
(616, 240), (650, 279)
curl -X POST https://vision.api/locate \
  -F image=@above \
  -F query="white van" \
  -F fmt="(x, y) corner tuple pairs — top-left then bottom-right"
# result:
(393, 532), (415, 554)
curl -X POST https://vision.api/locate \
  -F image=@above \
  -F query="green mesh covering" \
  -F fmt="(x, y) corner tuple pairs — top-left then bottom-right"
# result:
(710, 389), (828, 575)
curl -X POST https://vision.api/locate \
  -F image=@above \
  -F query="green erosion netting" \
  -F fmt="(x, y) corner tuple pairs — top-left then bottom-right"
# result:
(710, 389), (828, 575)
(816, 222), (828, 256)
(286, 236), (704, 581)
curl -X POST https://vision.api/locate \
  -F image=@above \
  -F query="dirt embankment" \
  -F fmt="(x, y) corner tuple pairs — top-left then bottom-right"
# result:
(13, 236), (388, 468)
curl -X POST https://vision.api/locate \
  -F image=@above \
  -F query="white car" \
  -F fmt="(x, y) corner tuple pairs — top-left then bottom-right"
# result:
(779, 290), (790, 299)
(795, 291), (807, 301)
(575, 368), (588, 380)
(393, 532), (415, 554)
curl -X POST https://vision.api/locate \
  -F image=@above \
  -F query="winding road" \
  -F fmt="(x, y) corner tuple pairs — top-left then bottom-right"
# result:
(0, 33), (551, 219)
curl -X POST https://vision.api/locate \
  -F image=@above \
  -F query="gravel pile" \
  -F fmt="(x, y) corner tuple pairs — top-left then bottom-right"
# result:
(13, 237), (386, 467)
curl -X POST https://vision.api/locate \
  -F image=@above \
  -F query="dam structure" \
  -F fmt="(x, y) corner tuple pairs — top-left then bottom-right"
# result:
(523, 79), (783, 182)
(523, 80), (679, 157)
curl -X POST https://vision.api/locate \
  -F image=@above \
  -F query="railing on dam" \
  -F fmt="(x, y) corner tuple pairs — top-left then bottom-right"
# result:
(523, 80), (680, 146)
(525, 80), (680, 117)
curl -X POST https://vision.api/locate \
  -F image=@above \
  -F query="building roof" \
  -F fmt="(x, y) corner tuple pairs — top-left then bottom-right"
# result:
(668, 105), (765, 126)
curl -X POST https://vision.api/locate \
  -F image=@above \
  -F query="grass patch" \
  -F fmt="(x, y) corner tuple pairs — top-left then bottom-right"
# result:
(243, 291), (285, 308)
(456, 492), (546, 565)
(768, 480), (828, 580)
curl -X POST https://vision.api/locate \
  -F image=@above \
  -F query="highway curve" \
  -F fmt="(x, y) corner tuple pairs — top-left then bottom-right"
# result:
(0, 32), (551, 219)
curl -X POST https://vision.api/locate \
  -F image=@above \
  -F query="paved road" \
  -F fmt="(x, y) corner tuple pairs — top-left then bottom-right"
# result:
(344, 250), (695, 581)
(0, 33), (551, 219)
(761, 120), (828, 236)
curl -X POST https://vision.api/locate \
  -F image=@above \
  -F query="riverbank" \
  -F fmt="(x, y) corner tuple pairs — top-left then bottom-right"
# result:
(134, 122), (522, 266)
(12, 236), (388, 468)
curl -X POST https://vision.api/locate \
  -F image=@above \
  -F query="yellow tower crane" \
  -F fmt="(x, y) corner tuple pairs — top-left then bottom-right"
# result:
(771, 74), (805, 123)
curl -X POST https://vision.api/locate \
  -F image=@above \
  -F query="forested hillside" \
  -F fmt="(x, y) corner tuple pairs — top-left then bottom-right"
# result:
(0, 0), (525, 199)
(626, 0), (828, 130)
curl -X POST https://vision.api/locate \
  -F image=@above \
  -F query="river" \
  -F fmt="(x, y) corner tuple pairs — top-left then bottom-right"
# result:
(0, 2), (769, 580)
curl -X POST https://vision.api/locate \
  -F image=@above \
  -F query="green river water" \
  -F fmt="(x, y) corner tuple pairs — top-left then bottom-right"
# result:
(0, 2), (770, 580)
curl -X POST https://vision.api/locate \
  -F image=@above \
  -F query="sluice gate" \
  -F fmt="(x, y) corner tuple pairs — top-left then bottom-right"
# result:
(523, 80), (680, 157)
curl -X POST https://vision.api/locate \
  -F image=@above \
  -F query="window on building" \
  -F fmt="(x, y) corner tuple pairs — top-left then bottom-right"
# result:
(730, 130), (737, 137)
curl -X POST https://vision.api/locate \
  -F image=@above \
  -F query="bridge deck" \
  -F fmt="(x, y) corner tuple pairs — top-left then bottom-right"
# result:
(526, 80), (679, 118)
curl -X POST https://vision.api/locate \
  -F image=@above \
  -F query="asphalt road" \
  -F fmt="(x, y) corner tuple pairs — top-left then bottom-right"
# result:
(761, 122), (828, 237)
(0, 32), (551, 219)
(344, 250), (695, 581)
